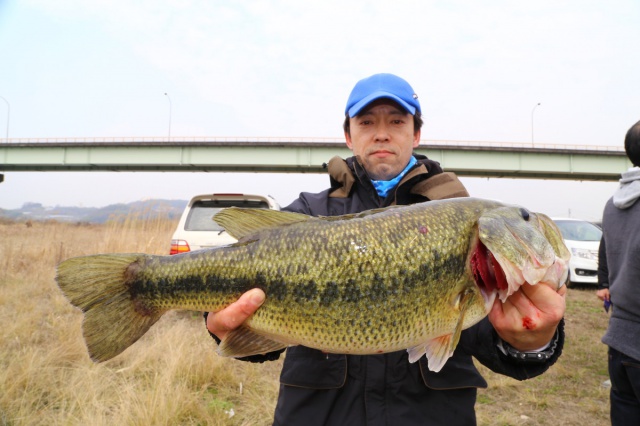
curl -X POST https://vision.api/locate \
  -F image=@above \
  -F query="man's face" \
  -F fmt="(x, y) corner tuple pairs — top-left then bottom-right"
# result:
(345, 100), (420, 181)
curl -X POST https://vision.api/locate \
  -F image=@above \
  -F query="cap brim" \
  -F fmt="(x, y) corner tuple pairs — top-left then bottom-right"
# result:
(347, 92), (416, 117)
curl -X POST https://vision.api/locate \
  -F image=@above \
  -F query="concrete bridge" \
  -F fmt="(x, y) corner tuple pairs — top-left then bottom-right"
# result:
(0, 136), (630, 182)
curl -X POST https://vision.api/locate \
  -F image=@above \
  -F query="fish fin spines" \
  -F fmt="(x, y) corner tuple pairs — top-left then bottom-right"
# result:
(213, 208), (312, 240)
(56, 254), (163, 362)
(218, 326), (288, 358)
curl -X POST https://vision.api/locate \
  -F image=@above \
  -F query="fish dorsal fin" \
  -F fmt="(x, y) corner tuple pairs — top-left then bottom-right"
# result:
(217, 326), (289, 358)
(318, 204), (404, 222)
(407, 290), (474, 372)
(213, 208), (313, 240)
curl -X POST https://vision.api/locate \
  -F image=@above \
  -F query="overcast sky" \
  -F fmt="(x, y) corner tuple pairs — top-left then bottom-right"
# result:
(1, 0), (638, 220)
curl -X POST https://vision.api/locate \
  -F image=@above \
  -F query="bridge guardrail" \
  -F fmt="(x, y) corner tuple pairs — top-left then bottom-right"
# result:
(0, 136), (625, 153)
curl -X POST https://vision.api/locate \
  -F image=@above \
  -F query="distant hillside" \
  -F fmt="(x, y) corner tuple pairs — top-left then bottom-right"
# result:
(0, 199), (188, 224)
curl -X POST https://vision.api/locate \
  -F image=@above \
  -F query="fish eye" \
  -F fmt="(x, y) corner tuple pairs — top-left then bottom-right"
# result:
(519, 208), (530, 221)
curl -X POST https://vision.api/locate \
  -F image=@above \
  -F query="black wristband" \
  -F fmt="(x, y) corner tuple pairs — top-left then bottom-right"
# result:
(497, 329), (559, 363)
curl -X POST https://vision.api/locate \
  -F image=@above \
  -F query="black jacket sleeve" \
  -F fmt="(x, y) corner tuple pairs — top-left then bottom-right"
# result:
(597, 235), (608, 290)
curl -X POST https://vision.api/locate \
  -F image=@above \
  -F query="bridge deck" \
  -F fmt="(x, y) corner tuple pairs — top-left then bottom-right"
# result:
(0, 138), (629, 181)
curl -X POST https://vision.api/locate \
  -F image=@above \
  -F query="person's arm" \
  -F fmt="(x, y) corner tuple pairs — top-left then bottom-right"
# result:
(596, 235), (610, 302)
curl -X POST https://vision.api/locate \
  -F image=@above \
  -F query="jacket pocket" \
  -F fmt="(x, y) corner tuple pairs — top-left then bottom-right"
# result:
(279, 346), (347, 389)
(419, 355), (488, 390)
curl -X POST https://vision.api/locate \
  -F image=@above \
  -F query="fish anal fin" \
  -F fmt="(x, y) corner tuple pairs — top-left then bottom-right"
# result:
(217, 326), (288, 358)
(213, 208), (312, 240)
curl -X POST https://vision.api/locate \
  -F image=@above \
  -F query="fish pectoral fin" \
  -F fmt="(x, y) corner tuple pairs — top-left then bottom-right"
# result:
(217, 326), (288, 358)
(422, 334), (455, 373)
(407, 334), (456, 372)
(410, 291), (473, 372)
(213, 208), (313, 240)
(407, 344), (427, 364)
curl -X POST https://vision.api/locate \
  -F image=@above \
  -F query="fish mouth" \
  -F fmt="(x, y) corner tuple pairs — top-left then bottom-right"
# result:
(471, 239), (569, 305)
(470, 240), (502, 311)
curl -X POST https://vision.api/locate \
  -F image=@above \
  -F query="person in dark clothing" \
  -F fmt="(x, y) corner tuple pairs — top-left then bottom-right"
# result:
(205, 73), (566, 425)
(596, 119), (640, 426)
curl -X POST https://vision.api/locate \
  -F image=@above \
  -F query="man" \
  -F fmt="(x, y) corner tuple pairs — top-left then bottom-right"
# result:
(596, 119), (640, 425)
(206, 73), (566, 425)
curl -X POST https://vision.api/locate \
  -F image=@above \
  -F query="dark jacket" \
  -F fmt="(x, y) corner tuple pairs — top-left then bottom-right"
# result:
(270, 155), (564, 426)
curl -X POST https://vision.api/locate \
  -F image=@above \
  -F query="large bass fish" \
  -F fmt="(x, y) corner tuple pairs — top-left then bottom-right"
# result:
(56, 197), (569, 372)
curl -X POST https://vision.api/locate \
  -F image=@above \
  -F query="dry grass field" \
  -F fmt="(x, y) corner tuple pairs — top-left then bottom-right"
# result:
(0, 216), (611, 425)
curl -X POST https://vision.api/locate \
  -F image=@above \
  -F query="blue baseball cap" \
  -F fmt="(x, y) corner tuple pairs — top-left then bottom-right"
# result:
(345, 73), (421, 118)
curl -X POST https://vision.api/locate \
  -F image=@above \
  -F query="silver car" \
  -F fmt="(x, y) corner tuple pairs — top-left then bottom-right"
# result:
(170, 193), (280, 254)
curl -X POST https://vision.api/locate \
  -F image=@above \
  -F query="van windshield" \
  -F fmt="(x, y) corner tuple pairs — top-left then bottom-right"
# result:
(185, 200), (270, 231)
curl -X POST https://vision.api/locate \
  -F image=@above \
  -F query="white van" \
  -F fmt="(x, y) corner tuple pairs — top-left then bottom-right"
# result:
(170, 193), (280, 254)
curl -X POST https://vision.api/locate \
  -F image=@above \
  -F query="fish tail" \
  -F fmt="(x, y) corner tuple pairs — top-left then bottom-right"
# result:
(56, 253), (163, 362)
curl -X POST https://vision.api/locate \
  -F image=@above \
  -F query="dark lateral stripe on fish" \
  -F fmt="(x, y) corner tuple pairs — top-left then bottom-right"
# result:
(129, 252), (468, 309)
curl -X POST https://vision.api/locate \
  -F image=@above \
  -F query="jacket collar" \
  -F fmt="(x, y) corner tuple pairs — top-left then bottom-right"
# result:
(327, 154), (430, 200)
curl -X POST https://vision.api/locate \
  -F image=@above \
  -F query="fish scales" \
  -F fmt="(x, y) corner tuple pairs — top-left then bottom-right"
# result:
(56, 197), (570, 369)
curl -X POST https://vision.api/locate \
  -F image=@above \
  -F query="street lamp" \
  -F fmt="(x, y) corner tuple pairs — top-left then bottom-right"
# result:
(0, 95), (9, 141)
(164, 93), (172, 139)
(531, 102), (540, 146)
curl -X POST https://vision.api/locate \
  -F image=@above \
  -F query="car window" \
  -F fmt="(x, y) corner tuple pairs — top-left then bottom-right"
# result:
(554, 220), (602, 242)
(184, 200), (270, 231)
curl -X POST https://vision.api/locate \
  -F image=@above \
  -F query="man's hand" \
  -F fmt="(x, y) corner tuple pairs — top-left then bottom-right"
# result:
(488, 283), (566, 351)
(596, 288), (610, 302)
(206, 288), (265, 340)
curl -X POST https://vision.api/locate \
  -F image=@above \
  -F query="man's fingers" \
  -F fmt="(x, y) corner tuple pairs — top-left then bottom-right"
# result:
(519, 282), (566, 314)
(557, 284), (568, 297)
(207, 289), (266, 337)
